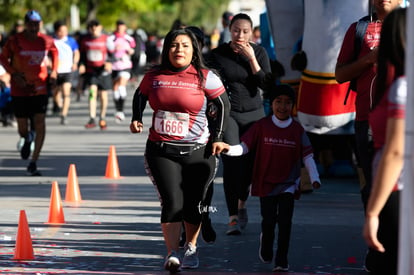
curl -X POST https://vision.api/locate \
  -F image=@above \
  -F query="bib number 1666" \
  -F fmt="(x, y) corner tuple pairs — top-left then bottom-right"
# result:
(154, 110), (189, 137)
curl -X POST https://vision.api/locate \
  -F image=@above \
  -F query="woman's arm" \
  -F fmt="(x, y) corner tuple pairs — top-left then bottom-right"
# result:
(363, 117), (404, 252)
(129, 87), (148, 133)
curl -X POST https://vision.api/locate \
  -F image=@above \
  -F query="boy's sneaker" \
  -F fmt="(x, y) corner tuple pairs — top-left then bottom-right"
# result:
(182, 242), (199, 269)
(20, 132), (34, 160)
(164, 250), (181, 273)
(274, 257), (289, 272)
(99, 119), (107, 130)
(201, 217), (216, 244)
(238, 208), (248, 229)
(226, 218), (241, 235)
(259, 233), (273, 264)
(27, 161), (41, 176)
(85, 118), (96, 128)
(272, 265), (289, 272)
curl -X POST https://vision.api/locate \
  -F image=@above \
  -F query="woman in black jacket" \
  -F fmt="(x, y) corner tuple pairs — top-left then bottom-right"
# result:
(210, 13), (271, 235)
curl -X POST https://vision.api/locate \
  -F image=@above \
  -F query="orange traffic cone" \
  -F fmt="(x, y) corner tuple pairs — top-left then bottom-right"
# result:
(65, 164), (82, 203)
(45, 181), (65, 224)
(13, 210), (34, 260)
(105, 145), (122, 179)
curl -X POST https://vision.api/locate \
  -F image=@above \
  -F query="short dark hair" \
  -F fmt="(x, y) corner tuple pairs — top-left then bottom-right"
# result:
(53, 20), (66, 32)
(186, 26), (205, 48)
(229, 13), (252, 29)
(87, 19), (100, 29)
(268, 84), (296, 104)
(116, 19), (126, 26)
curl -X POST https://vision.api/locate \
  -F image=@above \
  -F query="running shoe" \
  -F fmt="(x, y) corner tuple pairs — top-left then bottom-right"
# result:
(201, 216), (216, 244)
(226, 218), (241, 235)
(27, 161), (41, 176)
(164, 250), (181, 273)
(259, 233), (273, 264)
(20, 132), (34, 160)
(60, 116), (68, 125)
(272, 265), (289, 272)
(85, 118), (96, 128)
(274, 257), (289, 272)
(99, 119), (107, 130)
(182, 242), (199, 269)
(115, 111), (125, 123)
(238, 208), (248, 229)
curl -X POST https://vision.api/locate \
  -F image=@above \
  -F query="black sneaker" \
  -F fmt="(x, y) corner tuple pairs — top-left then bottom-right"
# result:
(27, 161), (41, 176)
(85, 118), (96, 128)
(226, 219), (241, 235)
(259, 233), (273, 263)
(272, 265), (289, 272)
(20, 133), (33, 160)
(274, 256), (289, 272)
(201, 217), (216, 244)
(60, 116), (68, 125)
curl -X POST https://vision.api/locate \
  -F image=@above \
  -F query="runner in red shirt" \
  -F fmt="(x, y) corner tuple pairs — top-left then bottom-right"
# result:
(0, 10), (58, 176)
(219, 84), (321, 272)
(79, 19), (115, 130)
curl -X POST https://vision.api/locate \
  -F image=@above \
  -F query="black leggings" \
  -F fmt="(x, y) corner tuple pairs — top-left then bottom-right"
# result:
(222, 108), (264, 216)
(144, 140), (216, 224)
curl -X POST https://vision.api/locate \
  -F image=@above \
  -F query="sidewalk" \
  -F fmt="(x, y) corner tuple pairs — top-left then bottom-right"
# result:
(0, 85), (368, 274)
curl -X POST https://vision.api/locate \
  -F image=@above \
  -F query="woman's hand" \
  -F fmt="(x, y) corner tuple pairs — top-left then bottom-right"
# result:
(130, 121), (143, 133)
(211, 142), (230, 155)
(231, 41), (255, 61)
(363, 215), (385, 252)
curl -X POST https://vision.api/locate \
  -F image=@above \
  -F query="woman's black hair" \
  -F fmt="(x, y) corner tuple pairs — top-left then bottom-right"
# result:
(159, 28), (208, 86)
(372, 7), (406, 109)
(229, 13), (253, 29)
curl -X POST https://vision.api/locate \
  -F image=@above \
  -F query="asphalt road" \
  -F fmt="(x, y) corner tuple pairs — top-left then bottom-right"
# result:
(0, 81), (369, 274)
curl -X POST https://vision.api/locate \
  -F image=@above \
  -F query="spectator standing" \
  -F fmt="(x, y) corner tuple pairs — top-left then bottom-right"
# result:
(363, 7), (406, 275)
(335, 0), (402, 209)
(210, 13), (271, 235)
(79, 19), (115, 130)
(218, 11), (233, 45)
(52, 20), (80, 125)
(0, 10), (58, 176)
(129, 28), (230, 272)
(109, 20), (136, 123)
(252, 26), (261, 44)
(0, 64), (14, 127)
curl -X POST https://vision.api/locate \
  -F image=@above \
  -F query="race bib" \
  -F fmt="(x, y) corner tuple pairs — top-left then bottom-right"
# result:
(154, 110), (189, 137)
(87, 50), (104, 62)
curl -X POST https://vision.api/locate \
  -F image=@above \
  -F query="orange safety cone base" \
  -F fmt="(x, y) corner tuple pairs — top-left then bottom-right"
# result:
(13, 210), (35, 260)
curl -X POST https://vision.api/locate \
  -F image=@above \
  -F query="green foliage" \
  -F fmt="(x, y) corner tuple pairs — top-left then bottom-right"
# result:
(0, 0), (230, 36)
